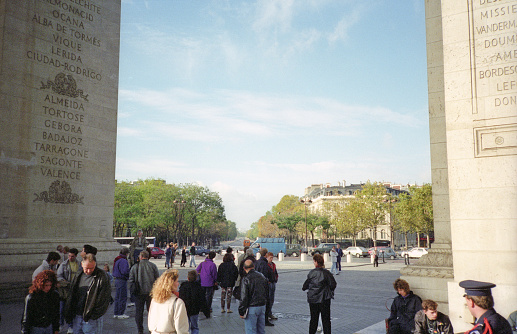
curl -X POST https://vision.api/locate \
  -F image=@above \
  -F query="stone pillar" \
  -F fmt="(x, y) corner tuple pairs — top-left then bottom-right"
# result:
(0, 0), (121, 300)
(401, 0), (454, 315)
(407, 1), (517, 331)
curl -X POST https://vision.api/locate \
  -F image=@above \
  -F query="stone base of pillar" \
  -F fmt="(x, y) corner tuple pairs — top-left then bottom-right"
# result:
(0, 238), (120, 302)
(400, 248), (454, 314)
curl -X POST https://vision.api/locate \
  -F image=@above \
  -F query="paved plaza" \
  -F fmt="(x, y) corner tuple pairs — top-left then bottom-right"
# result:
(0, 255), (405, 334)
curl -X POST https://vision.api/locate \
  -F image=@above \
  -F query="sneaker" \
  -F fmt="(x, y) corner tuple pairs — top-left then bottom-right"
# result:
(127, 302), (135, 307)
(67, 328), (74, 334)
(221, 309), (226, 313)
(269, 314), (278, 320)
(226, 309), (233, 313)
(317, 326), (322, 332)
(265, 322), (275, 327)
(118, 314), (130, 319)
(113, 315), (119, 319)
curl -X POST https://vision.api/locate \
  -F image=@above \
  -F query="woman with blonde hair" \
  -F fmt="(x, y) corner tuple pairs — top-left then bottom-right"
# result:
(148, 269), (189, 334)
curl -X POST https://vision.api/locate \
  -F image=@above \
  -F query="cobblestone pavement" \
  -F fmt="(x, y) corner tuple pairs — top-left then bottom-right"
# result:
(0, 255), (404, 334)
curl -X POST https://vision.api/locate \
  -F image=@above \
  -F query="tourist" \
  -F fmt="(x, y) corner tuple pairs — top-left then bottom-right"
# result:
(21, 270), (60, 334)
(239, 259), (269, 334)
(189, 242), (197, 267)
(460, 280), (512, 334)
(266, 252), (278, 320)
(196, 251), (218, 313)
(57, 247), (80, 334)
(255, 248), (274, 327)
(165, 244), (172, 269)
(128, 250), (160, 334)
(179, 270), (210, 334)
(413, 299), (453, 334)
(302, 253), (336, 334)
(335, 244), (343, 273)
(32, 252), (61, 281)
(64, 254), (111, 334)
(387, 278), (422, 334)
(329, 246), (339, 275)
(148, 270), (189, 334)
(129, 229), (149, 266)
(180, 246), (187, 267)
(217, 253), (239, 313)
(112, 247), (131, 320)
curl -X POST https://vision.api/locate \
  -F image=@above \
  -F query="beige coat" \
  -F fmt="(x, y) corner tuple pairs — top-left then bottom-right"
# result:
(148, 294), (189, 334)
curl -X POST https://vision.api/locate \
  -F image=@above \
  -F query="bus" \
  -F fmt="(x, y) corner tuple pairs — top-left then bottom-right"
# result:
(113, 237), (155, 248)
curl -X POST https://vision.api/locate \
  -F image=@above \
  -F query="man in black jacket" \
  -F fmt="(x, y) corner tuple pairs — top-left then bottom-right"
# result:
(179, 270), (210, 334)
(64, 253), (111, 334)
(239, 260), (269, 334)
(254, 248), (275, 326)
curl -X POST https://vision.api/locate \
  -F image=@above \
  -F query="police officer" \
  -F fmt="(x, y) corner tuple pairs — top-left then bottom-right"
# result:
(460, 280), (512, 334)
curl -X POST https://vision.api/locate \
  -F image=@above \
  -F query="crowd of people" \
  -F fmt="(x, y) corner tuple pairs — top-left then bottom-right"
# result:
(19, 237), (516, 334)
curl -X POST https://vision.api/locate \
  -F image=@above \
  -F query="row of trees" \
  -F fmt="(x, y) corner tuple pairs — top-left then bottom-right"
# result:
(248, 181), (433, 248)
(113, 179), (238, 246)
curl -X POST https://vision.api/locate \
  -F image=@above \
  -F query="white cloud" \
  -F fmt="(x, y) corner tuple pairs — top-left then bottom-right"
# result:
(328, 8), (363, 45)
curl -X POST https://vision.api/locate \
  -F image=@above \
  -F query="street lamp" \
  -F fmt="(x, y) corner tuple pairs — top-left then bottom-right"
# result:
(300, 197), (312, 250)
(173, 200), (186, 244)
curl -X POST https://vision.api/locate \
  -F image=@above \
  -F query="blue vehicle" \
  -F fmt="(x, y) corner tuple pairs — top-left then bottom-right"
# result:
(250, 238), (286, 257)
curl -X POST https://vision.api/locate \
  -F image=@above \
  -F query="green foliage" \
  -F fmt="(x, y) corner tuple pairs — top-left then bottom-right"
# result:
(113, 179), (228, 245)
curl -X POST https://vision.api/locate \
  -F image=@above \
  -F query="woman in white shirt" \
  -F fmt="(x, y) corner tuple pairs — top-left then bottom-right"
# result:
(148, 270), (189, 334)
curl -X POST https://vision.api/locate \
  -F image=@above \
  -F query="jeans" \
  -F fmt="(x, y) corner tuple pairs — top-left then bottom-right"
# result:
(135, 294), (152, 332)
(330, 262), (338, 275)
(268, 282), (276, 316)
(30, 324), (52, 334)
(336, 257), (341, 271)
(188, 314), (199, 334)
(220, 287), (233, 310)
(114, 278), (128, 315)
(309, 299), (331, 334)
(373, 255), (379, 267)
(244, 305), (266, 334)
(72, 315), (101, 334)
(203, 286), (214, 311)
(189, 255), (196, 267)
(165, 255), (171, 268)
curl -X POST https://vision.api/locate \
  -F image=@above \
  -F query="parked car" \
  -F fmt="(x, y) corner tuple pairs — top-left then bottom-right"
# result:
(400, 247), (428, 258)
(344, 246), (369, 258)
(310, 243), (339, 256)
(285, 244), (302, 257)
(186, 245), (211, 256)
(368, 247), (397, 260)
(211, 245), (225, 254)
(149, 247), (165, 259)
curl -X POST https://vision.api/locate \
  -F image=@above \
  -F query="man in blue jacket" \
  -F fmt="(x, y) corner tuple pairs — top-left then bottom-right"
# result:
(196, 251), (218, 312)
(112, 247), (130, 319)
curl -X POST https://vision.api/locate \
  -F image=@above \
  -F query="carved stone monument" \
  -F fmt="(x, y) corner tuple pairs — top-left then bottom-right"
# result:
(0, 0), (121, 300)
(405, 1), (517, 331)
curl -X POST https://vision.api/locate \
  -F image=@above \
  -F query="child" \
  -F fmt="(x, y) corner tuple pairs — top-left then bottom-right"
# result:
(179, 270), (210, 334)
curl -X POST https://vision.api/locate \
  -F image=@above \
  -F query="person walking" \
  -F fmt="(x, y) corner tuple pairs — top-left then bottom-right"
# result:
(335, 244), (343, 273)
(112, 247), (131, 320)
(189, 243), (197, 268)
(21, 270), (60, 334)
(239, 259), (269, 334)
(179, 270), (211, 334)
(148, 270), (189, 334)
(217, 253), (239, 313)
(196, 251), (218, 313)
(302, 254), (337, 334)
(180, 246), (187, 267)
(165, 244), (172, 269)
(57, 248), (80, 334)
(373, 247), (379, 267)
(129, 250), (160, 334)
(129, 230), (149, 267)
(64, 254), (112, 334)
(255, 248), (275, 327)
(329, 246), (339, 275)
(171, 243), (177, 265)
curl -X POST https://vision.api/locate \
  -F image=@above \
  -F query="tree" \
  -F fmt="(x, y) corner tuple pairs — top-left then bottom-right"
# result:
(113, 181), (145, 236)
(410, 184), (433, 247)
(355, 181), (387, 246)
(392, 192), (416, 249)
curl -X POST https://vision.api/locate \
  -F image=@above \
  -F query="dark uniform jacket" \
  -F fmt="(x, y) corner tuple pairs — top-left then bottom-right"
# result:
(179, 280), (210, 318)
(64, 267), (112, 323)
(238, 269), (269, 316)
(21, 290), (60, 334)
(302, 267), (336, 304)
(255, 256), (274, 283)
(413, 309), (453, 334)
(465, 308), (512, 334)
(387, 291), (422, 332)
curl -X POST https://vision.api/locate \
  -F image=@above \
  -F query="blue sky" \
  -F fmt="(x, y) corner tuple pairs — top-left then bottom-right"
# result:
(116, 0), (430, 231)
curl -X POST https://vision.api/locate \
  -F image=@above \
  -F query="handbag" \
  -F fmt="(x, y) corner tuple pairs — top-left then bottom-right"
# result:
(232, 285), (241, 300)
